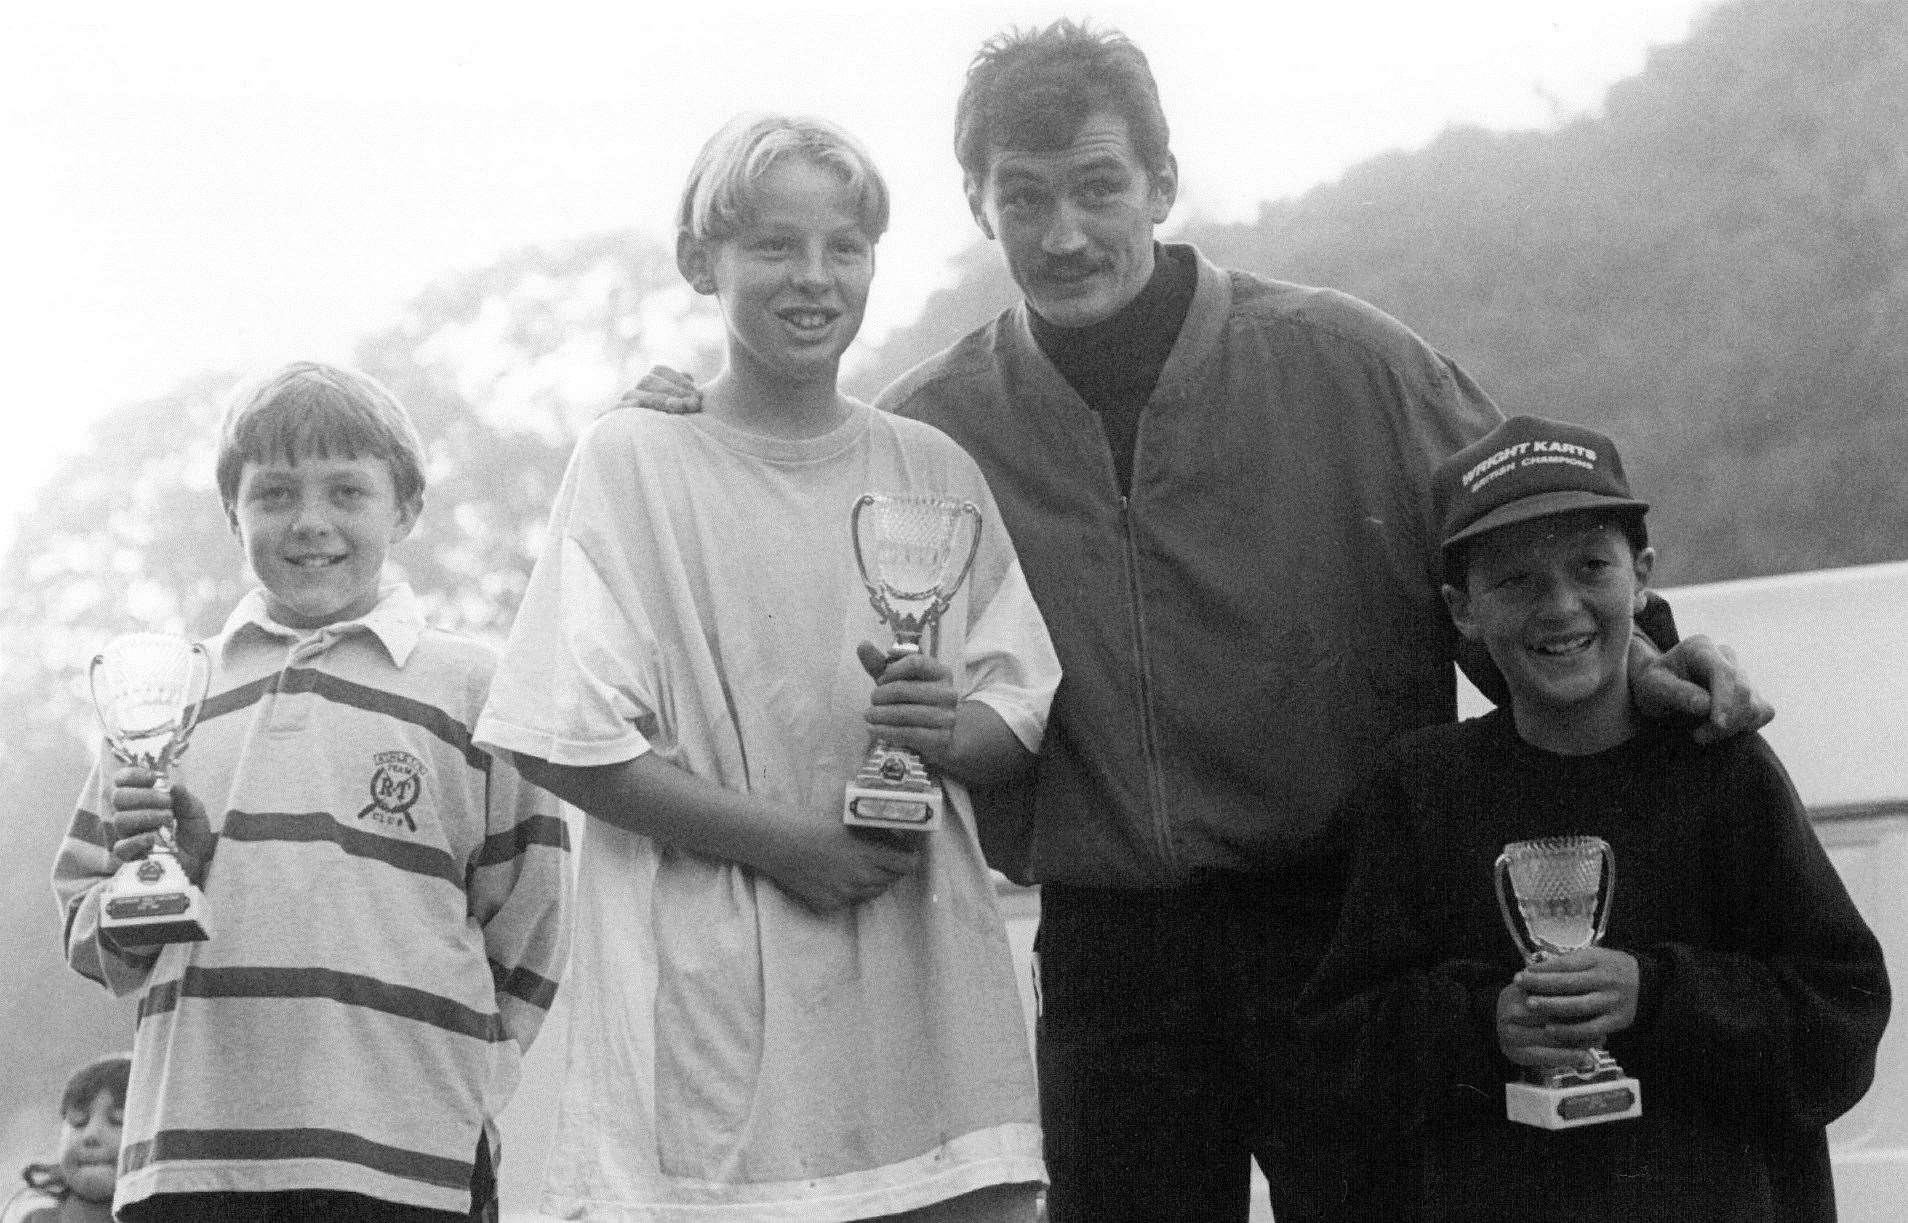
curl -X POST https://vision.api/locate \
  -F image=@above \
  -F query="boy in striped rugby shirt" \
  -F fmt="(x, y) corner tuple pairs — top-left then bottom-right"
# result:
(53, 361), (572, 1223)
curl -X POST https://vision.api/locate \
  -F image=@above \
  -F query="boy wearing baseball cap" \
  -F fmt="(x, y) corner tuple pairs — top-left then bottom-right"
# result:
(1298, 416), (1887, 1220)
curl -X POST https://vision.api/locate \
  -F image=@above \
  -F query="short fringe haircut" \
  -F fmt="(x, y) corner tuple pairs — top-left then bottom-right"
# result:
(676, 112), (890, 244)
(954, 18), (1172, 190)
(1445, 507), (1651, 588)
(215, 362), (426, 512)
(60, 1052), (132, 1117)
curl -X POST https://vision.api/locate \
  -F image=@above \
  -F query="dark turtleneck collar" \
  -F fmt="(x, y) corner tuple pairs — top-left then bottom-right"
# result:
(1027, 243), (1196, 490)
(1027, 242), (1195, 378)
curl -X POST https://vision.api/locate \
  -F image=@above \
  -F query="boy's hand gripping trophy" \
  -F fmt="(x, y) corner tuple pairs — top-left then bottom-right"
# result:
(1494, 835), (1642, 1129)
(89, 632), (214, 945)
(843, 493), (983, 832)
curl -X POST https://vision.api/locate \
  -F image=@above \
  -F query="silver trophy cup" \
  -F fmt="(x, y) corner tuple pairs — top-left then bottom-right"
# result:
(843, 493), (983, 831)
(89, 632), (214, 945)
(1493, 835), (1641, 1128)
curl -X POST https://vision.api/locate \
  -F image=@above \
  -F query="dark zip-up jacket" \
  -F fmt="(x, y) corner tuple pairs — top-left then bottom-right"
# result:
(880, 245), (1502, 891)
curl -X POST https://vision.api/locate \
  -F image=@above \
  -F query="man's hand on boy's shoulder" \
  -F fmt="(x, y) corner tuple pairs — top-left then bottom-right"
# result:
(610, 366), (703, 416)
(1630, 633), (1775, 745)
(109, 767), (215, 887)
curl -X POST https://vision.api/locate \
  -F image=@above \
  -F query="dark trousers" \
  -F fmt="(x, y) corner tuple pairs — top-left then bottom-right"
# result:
(1036, 877), (1359, 1223)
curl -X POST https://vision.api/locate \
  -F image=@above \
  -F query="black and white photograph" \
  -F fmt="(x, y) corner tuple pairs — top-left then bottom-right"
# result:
(4, 3), (1904, 1220)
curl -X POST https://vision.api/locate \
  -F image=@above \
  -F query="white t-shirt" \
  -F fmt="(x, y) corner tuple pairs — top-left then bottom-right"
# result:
(476, 402), (1058, 1221)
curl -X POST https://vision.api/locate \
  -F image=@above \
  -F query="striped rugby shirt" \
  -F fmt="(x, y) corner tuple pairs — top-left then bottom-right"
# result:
(54, 584), (571, 1215)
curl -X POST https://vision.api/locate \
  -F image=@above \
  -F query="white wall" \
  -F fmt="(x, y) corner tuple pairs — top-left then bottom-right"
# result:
(1460, 559), (1908, 810)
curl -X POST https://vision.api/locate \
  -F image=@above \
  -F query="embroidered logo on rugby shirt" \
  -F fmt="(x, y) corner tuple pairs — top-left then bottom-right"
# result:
(358, 750), (425, 831)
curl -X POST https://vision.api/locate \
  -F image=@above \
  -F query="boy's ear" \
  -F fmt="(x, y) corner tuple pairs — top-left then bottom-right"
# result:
(964, 175), (995, 240)
(1631, 546), (1656, 613)
(391, 495), (422, 544)
(1442, 582), (1481, 641)
(676, 232), (717, 296)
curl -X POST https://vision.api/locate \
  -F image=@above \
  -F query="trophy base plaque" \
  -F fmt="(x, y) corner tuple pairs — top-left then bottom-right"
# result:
(1505, 1072), (1641, 1130)
(843, 740), (943, 831)
(101, 854), (211, 946)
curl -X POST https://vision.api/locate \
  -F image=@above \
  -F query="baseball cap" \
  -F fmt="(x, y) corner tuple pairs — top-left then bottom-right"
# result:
(1434, 415), (1649, 553)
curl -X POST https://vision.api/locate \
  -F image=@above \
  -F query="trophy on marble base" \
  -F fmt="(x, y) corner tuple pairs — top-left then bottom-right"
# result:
(843, 493), (982, 832)
(1494, 835), (1642, 1129)
(89, 632), (213, 945)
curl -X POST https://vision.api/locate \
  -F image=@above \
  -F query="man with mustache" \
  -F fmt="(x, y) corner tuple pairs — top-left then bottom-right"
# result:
(873, 19), (1768, 1223)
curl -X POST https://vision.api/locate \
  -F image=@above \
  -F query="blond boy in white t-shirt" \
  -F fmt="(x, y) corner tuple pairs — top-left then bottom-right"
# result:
(475, 113), (1058, 1223)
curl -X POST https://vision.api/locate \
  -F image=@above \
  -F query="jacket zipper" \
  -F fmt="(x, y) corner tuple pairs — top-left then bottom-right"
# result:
(1120, 492), (1177, 875)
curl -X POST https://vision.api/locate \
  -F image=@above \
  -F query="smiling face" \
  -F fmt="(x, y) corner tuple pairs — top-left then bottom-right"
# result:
(681, 156), (875, 391)
(969, 108), (1175, 329)
(57, 1088), (123, 1204)
(230, 451), (419, 630)
(1444, 512), (1654, 754)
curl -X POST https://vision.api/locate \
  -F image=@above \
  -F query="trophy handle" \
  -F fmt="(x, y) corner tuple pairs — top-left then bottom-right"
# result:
(1591, 838), (1616, 946)
(851, 495), (907, 645)
(1494, 852), (1539, 962)
(849, 493), (878, 585)
(925, 502), (983, 657)
(172, 642), (214, 754)
(86, 652), (110, 741)
(948, 502), (984, 597)
(150, 644), (212, 795)
(85, 649), (169, 788)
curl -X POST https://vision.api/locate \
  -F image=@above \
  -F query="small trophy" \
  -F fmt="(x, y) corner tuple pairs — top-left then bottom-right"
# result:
(843, 493), (983, 832)
(1494, 835), (1641, 1129)
(89, 632), (214, 945)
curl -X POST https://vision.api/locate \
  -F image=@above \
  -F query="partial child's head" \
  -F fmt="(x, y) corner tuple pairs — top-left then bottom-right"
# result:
(676, 114), (888, 388)
(216, 362), (424, 630)
(1434, 416), (1655, 749)
(953, 20), (1177, 328)
(56, 1053), (130, 1204)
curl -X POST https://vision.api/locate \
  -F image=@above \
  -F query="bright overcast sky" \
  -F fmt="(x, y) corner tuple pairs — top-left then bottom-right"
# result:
(0, 0), (1714, 543)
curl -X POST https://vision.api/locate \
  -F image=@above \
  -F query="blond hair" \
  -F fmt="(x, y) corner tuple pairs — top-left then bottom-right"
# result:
(677, 112), (890, 243)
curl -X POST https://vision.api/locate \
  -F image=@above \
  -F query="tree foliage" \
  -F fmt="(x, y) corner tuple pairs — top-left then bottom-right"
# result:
(1177, 0), (1908, 585)
(356, 229), (724, 638)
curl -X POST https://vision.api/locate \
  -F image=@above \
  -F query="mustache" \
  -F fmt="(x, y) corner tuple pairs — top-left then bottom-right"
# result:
(1035, 256), (1106, 279)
